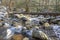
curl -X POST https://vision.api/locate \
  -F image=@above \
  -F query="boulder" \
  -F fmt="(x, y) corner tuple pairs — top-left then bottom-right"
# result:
(12, 34), (24, 40)
(32, 30), (48, 40)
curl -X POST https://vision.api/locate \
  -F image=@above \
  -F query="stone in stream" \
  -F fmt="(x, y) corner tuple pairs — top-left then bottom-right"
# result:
(23, 37), (29, 40)
(12, 34), (24, 40)
(43, 22), (50, 28)
(32, 30), (48, 40)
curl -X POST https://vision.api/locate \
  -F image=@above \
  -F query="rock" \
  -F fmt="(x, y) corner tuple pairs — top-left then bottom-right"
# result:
(14, 14), (24, 18)
(32, 30), (48, 40)
(23, 37), (29, 40)
(43, 22), (50, 27)
(12, 34), (24, 40)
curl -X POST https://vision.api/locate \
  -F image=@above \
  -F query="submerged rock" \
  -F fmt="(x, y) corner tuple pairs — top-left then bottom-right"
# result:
(12, 34), (24, 40)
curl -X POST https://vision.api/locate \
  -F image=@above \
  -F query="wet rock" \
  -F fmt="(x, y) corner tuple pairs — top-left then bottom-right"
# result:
(12, 34), (24, 40)
(32, 30), (48, 40)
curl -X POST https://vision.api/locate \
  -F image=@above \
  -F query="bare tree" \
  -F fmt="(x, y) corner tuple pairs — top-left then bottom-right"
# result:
(25, 0), (30, 12)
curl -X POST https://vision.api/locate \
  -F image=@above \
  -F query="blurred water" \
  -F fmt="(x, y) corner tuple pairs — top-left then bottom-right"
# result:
(0, 27), (6, 40)
(52, 25), (60, 39)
